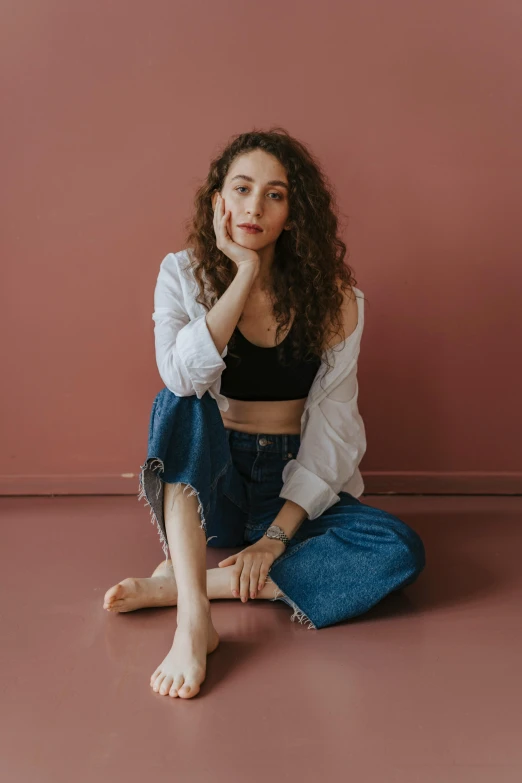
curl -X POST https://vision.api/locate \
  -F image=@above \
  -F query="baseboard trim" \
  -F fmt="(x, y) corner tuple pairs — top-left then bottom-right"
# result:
(0, 471), (521, 496)
(362, 471), (522, 495)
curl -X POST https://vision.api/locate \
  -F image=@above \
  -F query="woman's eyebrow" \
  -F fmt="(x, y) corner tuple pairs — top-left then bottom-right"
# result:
(230, 174), (288, 190)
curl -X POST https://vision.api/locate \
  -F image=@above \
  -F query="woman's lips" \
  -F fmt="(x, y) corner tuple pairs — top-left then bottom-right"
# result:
(238, 225), (262, 234)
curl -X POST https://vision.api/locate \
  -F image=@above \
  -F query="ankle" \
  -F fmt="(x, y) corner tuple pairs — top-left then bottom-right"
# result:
(177, 593), (211, 616)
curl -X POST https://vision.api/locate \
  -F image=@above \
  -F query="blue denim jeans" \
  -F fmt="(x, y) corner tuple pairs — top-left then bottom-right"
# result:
(138, 387), (426, 630)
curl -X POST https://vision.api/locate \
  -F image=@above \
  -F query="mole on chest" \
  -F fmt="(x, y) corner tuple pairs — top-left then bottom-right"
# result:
(236, 315), (293, 348)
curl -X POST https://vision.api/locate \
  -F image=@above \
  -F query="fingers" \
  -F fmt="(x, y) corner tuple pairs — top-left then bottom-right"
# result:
(220, 198), (230, 240)
(231, 556), (253, 602)
(257, 565), (269, 592)
(213, 195), (221, 246)
(230, 552), (274, 602)
(213, 193), (229, 248)
(250, 563), (262, 600)
(240, 562), (253, 602)
(212, 193), (220, 238)
(231, 559), (242, 598)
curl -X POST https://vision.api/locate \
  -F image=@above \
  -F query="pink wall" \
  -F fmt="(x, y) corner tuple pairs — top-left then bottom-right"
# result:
(2, 1), (521, 497)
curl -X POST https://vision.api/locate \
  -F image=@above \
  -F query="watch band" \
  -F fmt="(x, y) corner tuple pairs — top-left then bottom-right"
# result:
(264, 524), (290, 546)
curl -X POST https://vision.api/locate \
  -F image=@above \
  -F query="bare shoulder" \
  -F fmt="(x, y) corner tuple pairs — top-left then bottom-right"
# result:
(324, 282), (359, 349)
(341, 284), (359, 334)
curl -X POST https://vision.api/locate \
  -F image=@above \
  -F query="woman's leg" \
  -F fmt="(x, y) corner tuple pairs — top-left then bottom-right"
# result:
(103, 555), (278, 613)
(159, 479), (282, 606)
(148, 477), (282, 699)
(163, 480), (210, 606)
(148, 479), (220, 699)
(259, 493), (426, 630)
(103, 475), (279, 614)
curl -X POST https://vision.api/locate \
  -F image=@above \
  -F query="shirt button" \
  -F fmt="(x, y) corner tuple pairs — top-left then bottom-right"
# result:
(287, 453), (293, 458)
(259, 437), (268, 447)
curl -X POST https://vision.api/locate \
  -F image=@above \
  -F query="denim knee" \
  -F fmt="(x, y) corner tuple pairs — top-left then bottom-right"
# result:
(139, 387), (231, 559)
(397, 522), (426, 584)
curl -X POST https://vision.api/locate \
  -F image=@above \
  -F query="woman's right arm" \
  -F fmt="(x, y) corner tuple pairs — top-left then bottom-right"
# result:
(205, 190), (261, 355)
(204, 262), (258, 356)
(152, 252), (258, 398)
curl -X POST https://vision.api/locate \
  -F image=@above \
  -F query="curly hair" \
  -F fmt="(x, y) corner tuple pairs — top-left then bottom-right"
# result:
(182, 126), (363, 390)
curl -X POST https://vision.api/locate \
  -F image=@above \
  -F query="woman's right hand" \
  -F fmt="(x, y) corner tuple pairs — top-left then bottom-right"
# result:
(212, 193), (260, 273)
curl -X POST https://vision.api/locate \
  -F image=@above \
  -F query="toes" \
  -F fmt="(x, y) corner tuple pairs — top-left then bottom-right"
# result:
(104, 586), (126, 608)
(179, 682), (200, 699)
(152, 674), (165, 692)
(106, 600), (123, 609)
(150, 670), (201, 698)
(107, 584), (124, 601)
(159, 676), (173, 695)
(169, 674), (184, 697)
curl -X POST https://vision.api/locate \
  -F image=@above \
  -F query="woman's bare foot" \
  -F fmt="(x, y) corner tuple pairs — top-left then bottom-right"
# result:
(150, 599), (219, 699)
(103, 559), (177, 613)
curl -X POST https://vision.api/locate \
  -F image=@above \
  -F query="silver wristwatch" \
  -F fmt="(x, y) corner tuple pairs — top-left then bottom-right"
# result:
(264, 524), (290, 546)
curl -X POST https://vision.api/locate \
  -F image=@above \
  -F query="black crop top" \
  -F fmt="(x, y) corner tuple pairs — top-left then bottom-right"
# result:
(220, 322), (322, 402)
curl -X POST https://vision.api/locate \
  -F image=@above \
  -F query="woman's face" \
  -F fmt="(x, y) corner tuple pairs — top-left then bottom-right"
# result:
(211, 149), (291, 250)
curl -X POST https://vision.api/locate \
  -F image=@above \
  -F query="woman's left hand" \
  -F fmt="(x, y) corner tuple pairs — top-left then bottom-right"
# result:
(218, 538), (284, 602)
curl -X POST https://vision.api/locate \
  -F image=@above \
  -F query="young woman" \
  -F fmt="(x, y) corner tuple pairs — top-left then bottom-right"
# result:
(103, 128), (426, 700)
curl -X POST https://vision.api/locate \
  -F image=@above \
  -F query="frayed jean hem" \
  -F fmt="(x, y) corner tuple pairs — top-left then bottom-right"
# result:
(137, 456), (226, 559)
(266, 576), (317, 630)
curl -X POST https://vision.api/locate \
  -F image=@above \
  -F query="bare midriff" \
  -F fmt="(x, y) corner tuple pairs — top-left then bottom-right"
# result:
(220, 396), (306, 435)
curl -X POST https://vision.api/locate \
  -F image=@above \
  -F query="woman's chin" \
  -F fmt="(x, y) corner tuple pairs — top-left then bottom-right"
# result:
(233, 234), (262, 248)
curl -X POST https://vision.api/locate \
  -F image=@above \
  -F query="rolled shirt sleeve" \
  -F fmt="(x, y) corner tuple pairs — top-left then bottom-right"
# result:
(152, 253), (227, 398)
(279, 459), (340, 520)
(175, 314), (227, 398)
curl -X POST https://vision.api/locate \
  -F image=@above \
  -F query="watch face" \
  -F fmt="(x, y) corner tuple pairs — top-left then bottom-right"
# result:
(266, 526), (280, 538)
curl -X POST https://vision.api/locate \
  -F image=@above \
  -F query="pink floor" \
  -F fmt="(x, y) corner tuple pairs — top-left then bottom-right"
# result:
(2, 494), (521, 783)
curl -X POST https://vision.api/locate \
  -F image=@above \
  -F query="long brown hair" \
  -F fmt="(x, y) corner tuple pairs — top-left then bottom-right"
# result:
(183, 127), (362, 389)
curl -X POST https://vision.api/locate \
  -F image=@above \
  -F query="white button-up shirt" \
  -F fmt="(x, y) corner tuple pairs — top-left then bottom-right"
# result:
(152, 250), (367, 520)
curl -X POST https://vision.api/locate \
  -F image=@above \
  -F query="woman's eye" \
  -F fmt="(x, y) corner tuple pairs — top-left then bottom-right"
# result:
(235, 186), (282, 200)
